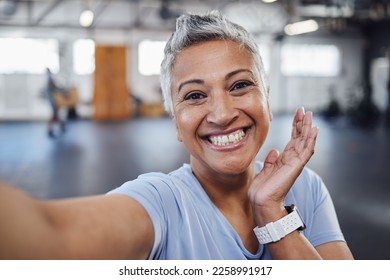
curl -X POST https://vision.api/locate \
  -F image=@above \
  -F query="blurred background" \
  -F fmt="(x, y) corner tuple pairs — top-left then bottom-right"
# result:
(0, 0), (389, 260)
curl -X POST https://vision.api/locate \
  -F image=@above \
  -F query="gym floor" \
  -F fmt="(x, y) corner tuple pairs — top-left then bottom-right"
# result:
(0, 113), (389, 260)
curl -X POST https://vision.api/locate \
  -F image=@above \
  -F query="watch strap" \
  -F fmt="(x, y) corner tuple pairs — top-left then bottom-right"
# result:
(253, 206), (305, 244)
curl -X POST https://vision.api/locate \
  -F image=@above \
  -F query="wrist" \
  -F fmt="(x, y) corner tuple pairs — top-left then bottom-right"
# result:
(253, 204), (306, 244)
(253, 204), (286, 227)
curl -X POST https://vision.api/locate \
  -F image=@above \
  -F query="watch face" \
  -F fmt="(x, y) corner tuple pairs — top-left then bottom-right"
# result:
(284, 204), (296, 213)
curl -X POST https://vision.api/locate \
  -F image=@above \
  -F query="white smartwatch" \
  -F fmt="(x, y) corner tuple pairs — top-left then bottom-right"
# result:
(253, 204), (306, 244)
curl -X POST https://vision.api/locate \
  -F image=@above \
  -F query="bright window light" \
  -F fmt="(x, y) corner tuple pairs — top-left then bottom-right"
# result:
(258, 43), (270, 73)
(284, 20), (319, 36)
(138, 40), (166, 76)
(73, 39), (95, 75)
(0, 38), (59, 74)
(281, 44), (340, 77)
(79, 10), (94, 27)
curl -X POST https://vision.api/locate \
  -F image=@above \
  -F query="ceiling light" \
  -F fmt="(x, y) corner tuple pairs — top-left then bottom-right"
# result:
(284, 19), (319, 36)
(262, 0), (278, 3)
(79, 9), (94, 27)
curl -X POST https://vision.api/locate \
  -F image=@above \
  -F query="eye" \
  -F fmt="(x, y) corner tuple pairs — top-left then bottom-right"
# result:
(231, 81), (253, 91)
(184, 92), (205, 100)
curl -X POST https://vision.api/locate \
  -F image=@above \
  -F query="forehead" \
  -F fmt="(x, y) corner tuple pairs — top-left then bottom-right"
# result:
(171, 40), (255, 84)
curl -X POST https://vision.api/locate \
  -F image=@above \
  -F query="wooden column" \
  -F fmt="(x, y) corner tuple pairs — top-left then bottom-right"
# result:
(93, 45), (131, 120)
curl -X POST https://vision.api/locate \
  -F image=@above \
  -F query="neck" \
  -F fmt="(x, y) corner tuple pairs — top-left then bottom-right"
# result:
(190, 158), (257, 212)
(190, 158), (260, 254)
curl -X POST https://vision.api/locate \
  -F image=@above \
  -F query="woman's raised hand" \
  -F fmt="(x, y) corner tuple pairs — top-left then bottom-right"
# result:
(248, 107), (318, 220)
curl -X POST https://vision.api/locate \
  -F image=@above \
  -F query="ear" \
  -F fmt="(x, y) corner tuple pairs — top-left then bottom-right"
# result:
(176, 128), (183, 142)
(173, 118), (183, 142)
(176, 131), (183, 142)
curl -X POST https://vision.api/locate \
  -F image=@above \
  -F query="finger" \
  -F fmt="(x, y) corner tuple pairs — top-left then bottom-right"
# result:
(301, 126), (319, 161)
(294, 111), (314, 152)
(291, 107), (304, 139)
(263, 149), (279, 169)
(312, 126), (319, 140)
(301, 111), (313, 140)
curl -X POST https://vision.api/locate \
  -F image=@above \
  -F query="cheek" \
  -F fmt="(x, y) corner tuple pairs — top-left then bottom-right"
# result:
(174, 107), (202, 141)
(240, 92), (269, 116)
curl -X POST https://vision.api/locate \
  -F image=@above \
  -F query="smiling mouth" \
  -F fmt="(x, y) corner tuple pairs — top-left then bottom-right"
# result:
(207, 128), (249, 146)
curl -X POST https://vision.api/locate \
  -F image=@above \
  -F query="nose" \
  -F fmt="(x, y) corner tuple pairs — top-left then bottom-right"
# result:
(206, 91), (239, 127)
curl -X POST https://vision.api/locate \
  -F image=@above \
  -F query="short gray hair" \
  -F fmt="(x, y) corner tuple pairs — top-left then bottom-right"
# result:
(160, 10), (269, 115)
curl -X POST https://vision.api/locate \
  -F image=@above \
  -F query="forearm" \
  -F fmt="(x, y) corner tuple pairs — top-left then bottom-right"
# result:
(267, 231), (322, 260)
(0, 183), (62, 259)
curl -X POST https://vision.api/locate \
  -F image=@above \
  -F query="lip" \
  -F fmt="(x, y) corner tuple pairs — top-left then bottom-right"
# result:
(201, 126), (252, 151)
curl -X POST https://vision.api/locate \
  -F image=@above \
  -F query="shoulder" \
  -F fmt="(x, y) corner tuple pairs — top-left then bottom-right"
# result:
(294, 166), (323, 188)
(108, 164), (194, 201)
(281, 166), (331, 214)
(290, 166), (328, 202)
(288, 168), (346, 246)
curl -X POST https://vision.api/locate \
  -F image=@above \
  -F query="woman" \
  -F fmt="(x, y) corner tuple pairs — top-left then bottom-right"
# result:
(0, 11), (353, 260)
(45, 67), (66, 137)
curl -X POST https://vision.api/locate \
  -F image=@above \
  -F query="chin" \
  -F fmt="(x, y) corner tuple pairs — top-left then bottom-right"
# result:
(210, 157), (256, 176)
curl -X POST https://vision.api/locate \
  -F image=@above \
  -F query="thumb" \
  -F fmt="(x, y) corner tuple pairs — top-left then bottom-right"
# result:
(263, 149), (279, 169)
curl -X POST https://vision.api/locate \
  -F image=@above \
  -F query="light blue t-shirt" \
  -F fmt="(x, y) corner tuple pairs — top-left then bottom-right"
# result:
(108, 162), (345, 259)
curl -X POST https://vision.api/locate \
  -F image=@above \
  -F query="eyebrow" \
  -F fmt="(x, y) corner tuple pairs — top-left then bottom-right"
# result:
(177, 79), (204, 93)
(177, 68), (254, 93)
(226, 69), (253, 80)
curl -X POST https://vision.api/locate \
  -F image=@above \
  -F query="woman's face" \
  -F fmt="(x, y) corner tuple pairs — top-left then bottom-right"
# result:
(171, 40), (271, 176)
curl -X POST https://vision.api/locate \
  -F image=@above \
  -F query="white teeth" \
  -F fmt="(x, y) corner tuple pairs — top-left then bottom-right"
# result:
(209, 130), (245, 146)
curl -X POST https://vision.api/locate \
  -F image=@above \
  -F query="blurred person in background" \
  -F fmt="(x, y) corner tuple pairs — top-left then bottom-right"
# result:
(45, 67), (66, 138)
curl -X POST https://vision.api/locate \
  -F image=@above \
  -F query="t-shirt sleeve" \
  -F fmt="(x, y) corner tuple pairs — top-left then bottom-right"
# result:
(309, 175), (346, 246)
(287, 168), (346, 247)
(106, 174), (172, 259)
